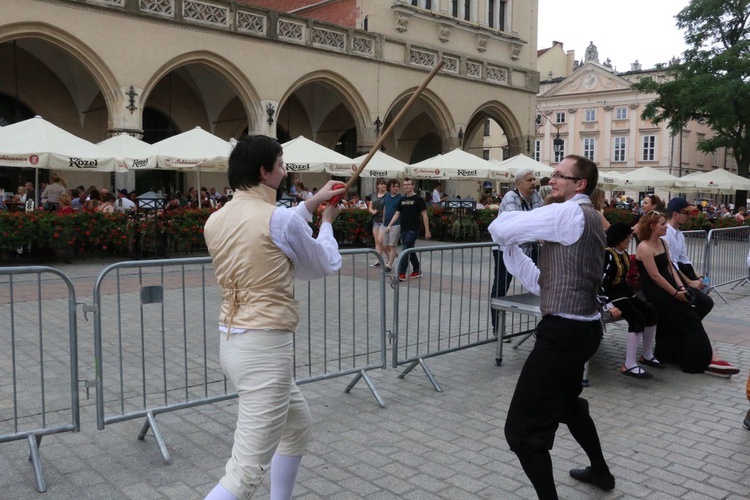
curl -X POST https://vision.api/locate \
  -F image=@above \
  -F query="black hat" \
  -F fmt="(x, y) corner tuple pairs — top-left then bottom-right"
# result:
(606, 222), (632, 247)
(118, 188), (129, 196)
(666, 197), (697, 214)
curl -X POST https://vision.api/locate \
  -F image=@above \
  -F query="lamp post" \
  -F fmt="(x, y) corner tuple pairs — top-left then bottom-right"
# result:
(553, 130), (564, 161)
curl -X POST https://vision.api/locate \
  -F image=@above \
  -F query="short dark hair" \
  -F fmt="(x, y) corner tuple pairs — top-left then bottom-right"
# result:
(228, 135), (282, 190)
(386, 178), (400, 189)
(565, 154), (598, 196)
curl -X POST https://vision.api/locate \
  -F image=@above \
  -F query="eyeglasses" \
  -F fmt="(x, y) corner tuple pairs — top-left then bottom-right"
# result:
(679, 210), (690, 215)
(550, 171), (582, 181)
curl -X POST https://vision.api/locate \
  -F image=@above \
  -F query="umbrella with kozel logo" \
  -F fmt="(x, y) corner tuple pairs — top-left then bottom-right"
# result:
(281, 136), (358, 173)
(0, 115), (124, 205)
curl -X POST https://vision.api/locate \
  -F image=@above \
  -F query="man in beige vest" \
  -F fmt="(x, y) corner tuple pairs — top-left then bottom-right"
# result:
(489, 155), (614, 499)
(203, 135), (345, 500)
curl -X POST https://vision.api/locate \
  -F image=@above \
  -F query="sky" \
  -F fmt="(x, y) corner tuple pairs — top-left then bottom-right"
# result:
(537, 0), (690, 71)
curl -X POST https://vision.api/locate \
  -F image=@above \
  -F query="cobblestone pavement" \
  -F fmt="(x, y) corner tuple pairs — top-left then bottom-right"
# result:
(1, 252), (749, 500)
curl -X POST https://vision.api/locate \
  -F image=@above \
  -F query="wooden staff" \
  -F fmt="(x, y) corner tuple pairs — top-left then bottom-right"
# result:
(344, 59), (444, 190)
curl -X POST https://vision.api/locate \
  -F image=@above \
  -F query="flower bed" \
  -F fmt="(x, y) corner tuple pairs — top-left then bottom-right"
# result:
(4, 207), (744, 263)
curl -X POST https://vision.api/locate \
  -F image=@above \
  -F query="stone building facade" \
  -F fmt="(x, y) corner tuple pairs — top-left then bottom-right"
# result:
(1, 0), (539, 197)
(534, 42), (737, 190)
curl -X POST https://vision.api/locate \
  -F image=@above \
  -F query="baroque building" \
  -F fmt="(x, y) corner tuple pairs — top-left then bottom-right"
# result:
(1, 0), (539, 197)
(534, 42), (737, 190)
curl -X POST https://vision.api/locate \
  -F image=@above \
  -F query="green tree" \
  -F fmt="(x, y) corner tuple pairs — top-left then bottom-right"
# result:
(632, 0), (750, 204)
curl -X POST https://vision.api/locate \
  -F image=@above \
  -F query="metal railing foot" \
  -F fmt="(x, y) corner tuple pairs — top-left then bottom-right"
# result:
(27, 434), (46, 493)
(398, 358), (442, 392)
(137, 411), (173, 465)
(345, 370), (386, 408)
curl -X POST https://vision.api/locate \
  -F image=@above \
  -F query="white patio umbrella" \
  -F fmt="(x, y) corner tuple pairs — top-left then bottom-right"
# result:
(598, 170), (622, 188)
(281, 136), (358, 173)
(97, 134), (155, 169)
(143, 127), (233, 194)
(493, 154), (554, 179)
(674, 168), (750, 194)
(614, 167), (678, 189)
(406, 148), (492, 179)
(335, 150), (407, 178)
(0, 115), (124, 205)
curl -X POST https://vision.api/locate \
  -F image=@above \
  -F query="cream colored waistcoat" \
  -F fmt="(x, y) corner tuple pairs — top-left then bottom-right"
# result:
(203, 184), (298, 332)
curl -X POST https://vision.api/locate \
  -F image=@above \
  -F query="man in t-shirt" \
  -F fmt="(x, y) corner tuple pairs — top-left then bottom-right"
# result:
(386, 177), (431, 281)
(380, 179), (403, 273)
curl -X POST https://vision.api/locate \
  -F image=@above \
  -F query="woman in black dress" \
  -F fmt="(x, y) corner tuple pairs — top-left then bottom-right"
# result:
(635, 211), (735, 374)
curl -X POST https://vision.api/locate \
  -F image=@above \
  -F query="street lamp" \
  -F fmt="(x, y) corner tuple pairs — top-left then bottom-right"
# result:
(553, 130), (564, 160)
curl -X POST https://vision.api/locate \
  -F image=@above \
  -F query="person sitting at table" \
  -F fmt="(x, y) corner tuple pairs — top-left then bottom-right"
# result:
(41, 172), (67, 211)
(85, 189), (102, 212)
(13, 186), (27, 204)
(57, 193), (75, 215)
(602, 223), (659, 379)
(96, 192), (116, 213)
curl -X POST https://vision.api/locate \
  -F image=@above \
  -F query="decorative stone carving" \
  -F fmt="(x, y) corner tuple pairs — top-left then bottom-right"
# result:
(409, 48), (437, 68)
(278, 19), (305, 41)
(603, 105), (613, 111)
(183, 0), (229, 28)
(395, 13), (410, 32)
(510, 43), (522, 61)
(584, 41), (598, 63)
(237, 11), (266, 35)
(567, 108), (578, 114)
(487, 66), (508, 84)
(476, 35), (488, 52)
(139, 0), (174, 17)
(442, 56), (459, 73)
(466, 61), (482, 78)
(312, 27), (346, 51)
(438, 23), (451, 43)
(352, 36), (374, 56)
(629, 104), (638, 109)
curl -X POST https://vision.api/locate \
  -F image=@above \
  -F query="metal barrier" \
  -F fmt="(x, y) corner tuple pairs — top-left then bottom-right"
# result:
(0, 266), (80, 493)
(92, 250), (387, 464)
(627, 230), (707, 270)
(703, 226), (750, 302)
(390, 242), (535, 391)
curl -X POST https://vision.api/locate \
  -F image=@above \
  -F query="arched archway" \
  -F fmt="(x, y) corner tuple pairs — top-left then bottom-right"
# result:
(0, 23), (119, 135)
(277, 71), (369, 151)
(463, 101), (525, 161)
(381, 88), (453, 163)
(142, 51), (260, 139)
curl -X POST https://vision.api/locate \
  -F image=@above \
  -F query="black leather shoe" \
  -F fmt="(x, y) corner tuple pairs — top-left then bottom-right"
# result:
(569, 467), (615, 491)
(744, 409), (750, 431)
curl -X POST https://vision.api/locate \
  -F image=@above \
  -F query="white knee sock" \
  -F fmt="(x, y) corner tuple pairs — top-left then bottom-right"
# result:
(270, 453), (302, 500)
(205, 483), (238, 500)
(642, 325), (657, 360)
(625, 331), (640, 368)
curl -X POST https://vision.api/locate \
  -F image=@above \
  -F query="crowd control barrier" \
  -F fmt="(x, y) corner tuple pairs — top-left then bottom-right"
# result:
(91, 251), (387, 464)
(703, 226), (750, 302)
(0, 266), (80, 493)
(390, 242), (536, 391)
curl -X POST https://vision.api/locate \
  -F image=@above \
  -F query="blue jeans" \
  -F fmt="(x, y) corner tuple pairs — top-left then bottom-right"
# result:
(398, 230), (420, 275)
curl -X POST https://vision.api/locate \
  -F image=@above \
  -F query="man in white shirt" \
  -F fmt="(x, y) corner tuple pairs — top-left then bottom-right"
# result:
(114, 188), (136, 212)
(489, 155), (614, 498)
(664, 197), (713, 319)
(203, 135), (344, 500)
(431, 182), (447, 206)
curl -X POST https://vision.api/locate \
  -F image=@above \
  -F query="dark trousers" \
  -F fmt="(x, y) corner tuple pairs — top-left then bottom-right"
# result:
(690, 286), (713, 320)
(398, 229), (420, 275)
(491, 249), (512, 331)
(615, 295), (657, 332)
(505, 315), (609, 499)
